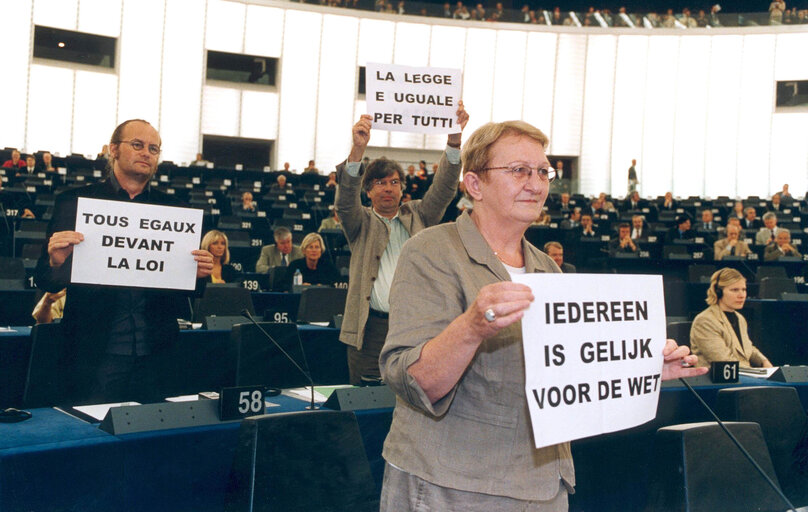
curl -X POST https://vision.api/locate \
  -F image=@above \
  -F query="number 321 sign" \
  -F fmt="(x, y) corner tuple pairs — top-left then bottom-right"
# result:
(219, 385), (266, 421)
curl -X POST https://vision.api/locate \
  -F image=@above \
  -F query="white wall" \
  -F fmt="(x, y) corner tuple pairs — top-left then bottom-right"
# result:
(2, 0), (807, 199)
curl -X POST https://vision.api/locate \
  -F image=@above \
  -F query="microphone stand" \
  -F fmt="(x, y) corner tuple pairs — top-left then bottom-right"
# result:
(240, 309), (318, 410)
(679, 377), (798, 512)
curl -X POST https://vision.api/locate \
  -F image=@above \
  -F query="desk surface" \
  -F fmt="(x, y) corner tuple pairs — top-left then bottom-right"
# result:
(2, 378), (806, 512)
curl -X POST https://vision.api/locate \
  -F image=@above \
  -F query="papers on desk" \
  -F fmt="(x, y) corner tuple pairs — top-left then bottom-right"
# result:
(739, 366), (779, 379)
(286, 385), (352, 403)
(72, 402), (140, 422)
(0, 327), (16, 332)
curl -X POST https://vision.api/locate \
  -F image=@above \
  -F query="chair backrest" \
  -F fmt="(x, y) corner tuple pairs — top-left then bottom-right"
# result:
(666, 321), (692, 348)
(23, 322), (76, 408)
(687, 264), (716, 283)
(758, 277), (797, 299)
(756, 265), (788, 282)
(193, 285), (255, 323)
(646, 421), (785, 512)
(225, 410), (378, 512)
(229, 322), (310, 390)
(716, 386), (808, 506)
(663, 279), (688, 320)
(297, 287), (347, 324)
(0, 256), (26, 279)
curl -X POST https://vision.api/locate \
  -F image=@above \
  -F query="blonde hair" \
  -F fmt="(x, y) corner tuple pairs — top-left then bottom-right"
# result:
(706, 268), (745, 306)
(461, 121), (549, 180)
(300, 232), (325, 254)
(201, 229), (230, 264)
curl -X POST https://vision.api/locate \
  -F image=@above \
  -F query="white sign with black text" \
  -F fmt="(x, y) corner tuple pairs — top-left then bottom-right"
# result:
(365, 62), (462, 134)
(71, 198), (203, 290)
(512, 273), (666, 449)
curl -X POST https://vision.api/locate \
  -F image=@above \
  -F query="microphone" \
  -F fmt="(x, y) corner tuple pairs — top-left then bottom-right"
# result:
(239, 309), (318, 410)
(678, 377), (798, 512)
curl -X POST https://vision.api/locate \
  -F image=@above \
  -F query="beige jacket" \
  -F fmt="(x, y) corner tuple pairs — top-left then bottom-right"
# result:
(335, 152), (460, 349)
(380, 212), (575, 500)
(690, 305), (768, 367)
(713, 238), (751, 260)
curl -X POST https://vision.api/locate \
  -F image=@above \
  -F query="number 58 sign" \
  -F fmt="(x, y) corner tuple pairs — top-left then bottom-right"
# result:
(219, 385), (266, 421)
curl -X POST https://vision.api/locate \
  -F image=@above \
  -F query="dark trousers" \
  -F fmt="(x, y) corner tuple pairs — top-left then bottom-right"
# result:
(347, 313), (388, 386)
(85, 353), (166, 404)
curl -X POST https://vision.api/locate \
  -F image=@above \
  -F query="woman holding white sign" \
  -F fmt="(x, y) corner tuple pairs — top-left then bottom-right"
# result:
(378, 120), (707, 510)
(690, 268), (773, 368)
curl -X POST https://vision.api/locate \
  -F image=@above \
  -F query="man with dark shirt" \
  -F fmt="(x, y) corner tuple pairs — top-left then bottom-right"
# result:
(666, 214), (696, 243)
(35, 119), (214, 404)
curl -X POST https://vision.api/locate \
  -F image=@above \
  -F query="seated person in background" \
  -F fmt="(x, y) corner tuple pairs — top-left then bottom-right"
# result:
(318, 207), (341, 231)
(729, 200), (745, 220)
(200, 230), (241, 284)
(18, 155), (37, 177)
(560, 207), (581, 229)
(623, 190), (644, 211)
(665, 214), (695, 243)
(587, 196), (606, 216)
(2, 149), (26, 168)
(608, 223), (638, 256)
(578, 212), (598, 237)
(255, 226), (302, 272)
(455, 182), (474, 217)
(325, 171), (337, 189)
(630, 214), (647, 240)
(690, 268), (773, 368)
(696, 209), (717, 232)
(239, 191), (256, 212)
(755, 212), (782, 245)
(32, 288), (67, 324)
(598, 192), (616, 212)
(532, 209), (551, 226)
(742, 207), (762, 230)
(714, 223), (751, 260)
(190, 152), (210, 166)
(39, 151), (55, 172)
(270, 174), (291, 193)
(764, 229), (802, 261)
(768, 192), (784, 212)
(557, 192), (572, 211)
(544, 241), (576, 273)
(303, 160), (319, 174)
(288, 232), (339, 286)
(659, 191), (676, 210)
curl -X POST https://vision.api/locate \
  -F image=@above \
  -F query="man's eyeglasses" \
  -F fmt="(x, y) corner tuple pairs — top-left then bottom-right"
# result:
(481, 165), (556, 183)
(372, 178), (401, 188)
(117, 139), (161, 156)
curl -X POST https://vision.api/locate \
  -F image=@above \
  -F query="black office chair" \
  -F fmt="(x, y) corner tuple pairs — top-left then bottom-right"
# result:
(666, 321), (692, 348)
(225, 410), (378, 512)
(192, 285), (255, 326)
(758, 277), (797, 299)
(297, 287), (347, 324)
(22, 323), (77, 408)
(646, 421), (785, 512)
(687, 264), (716, 283)
(756, 265), (788, 282)
(0, 256), (26, 290)
(716, 386), (808, 506)
(229, 322), (311, 390)
(663, 279), (688, 322)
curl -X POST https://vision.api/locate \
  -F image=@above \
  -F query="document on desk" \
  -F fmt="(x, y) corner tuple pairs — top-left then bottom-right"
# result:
(739, 366), (779, 378)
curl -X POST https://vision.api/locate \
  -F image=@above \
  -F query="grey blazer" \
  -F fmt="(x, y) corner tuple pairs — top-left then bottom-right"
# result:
(254, 244), (302, 273)
(335, 151), (460, 350)
(380, 212), (575, 500)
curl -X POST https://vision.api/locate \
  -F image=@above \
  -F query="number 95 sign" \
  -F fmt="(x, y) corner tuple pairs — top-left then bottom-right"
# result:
(219, 385), (266, 421)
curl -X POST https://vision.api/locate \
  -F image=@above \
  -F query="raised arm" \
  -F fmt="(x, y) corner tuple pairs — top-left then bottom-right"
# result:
(335, 115), (373, 242)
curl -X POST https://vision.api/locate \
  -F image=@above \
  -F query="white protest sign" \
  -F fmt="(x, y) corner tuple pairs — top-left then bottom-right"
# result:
(511, 273), (666, 449)
(71, 198), (204, 290)
(365, 62), (462, 134)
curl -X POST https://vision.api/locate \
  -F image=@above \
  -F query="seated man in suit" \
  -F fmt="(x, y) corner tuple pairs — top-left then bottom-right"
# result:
(578, 213), (599, 237)
(255, 226), (303, 272)
(696, 209), (717, 232)
(560, 207), (581, 230)
(269, 174), (292, 193)
(755, 212), (782, 246)
(665, 214), (695, 243)
(742, 207), (762, 230)
(543, 241), (576, 273)
(557, 192), (572, 212)
(608, 223), (638, 256)
(623, 191), (645, 211)
(714, 224), (751, 260)
(768, 193), (784, 212)
(764, 229), (802, 261)
(630, 214), (647, 241)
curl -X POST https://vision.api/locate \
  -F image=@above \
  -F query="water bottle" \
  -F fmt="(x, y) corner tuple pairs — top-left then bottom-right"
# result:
(293, 269), (303, 287)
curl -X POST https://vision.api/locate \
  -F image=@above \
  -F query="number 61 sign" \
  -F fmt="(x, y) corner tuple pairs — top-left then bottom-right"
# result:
(219, 385), (266, 421)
